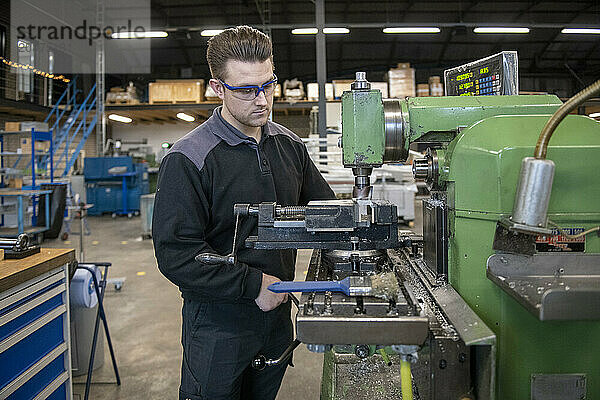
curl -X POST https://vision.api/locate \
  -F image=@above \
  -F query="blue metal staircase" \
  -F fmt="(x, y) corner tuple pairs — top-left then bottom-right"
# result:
(39, 77), (98, 178)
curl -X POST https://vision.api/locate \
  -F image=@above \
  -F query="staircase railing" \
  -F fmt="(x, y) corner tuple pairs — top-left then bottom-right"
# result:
(39, 77), (98, 178)
(56, 86), (97, 176)
(44, 76), (80, 134)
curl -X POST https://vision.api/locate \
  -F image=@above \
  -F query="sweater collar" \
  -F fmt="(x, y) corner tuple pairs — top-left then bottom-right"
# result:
(208, 106), (272, 146)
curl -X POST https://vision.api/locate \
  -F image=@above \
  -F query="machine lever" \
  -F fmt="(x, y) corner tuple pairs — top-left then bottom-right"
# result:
(195, 213), (243, 266)
(252, 339), (301, 370)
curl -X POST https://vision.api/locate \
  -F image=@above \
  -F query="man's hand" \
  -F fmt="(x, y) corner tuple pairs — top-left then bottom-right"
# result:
(255, 273), (288, 312)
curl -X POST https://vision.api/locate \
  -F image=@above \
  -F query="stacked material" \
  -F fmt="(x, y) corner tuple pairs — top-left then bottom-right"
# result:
(283, 78), (305, 100)
(4, 122), (21, 132)
(20, 137), (50, 153)
(429, 76), (444, 96)
(4, 121), (50, 134)
(332, 80), (353, 99)
(106, 82), (140, 104)
(370, 82), (389, 98)
(388, 63), (416, 98)
(307, 83), (334, 101)
(417, 84), (430, 97)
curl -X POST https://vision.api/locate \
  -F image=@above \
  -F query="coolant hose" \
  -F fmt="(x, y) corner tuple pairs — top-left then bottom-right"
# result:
(400, 359), (413, 400)
(534, 78), (600, 159)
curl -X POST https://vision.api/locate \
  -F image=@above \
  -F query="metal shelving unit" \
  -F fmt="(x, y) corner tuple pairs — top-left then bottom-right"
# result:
(0, 128), (54, 188)
(0, 129), (54, 237)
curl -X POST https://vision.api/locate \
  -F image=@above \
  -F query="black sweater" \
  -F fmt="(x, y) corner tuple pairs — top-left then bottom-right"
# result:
(152, 107), (335, 303)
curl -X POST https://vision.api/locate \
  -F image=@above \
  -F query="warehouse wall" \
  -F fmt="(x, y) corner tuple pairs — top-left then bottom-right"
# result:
(111, 114), (314, 157)
(111, 122), (192, 156)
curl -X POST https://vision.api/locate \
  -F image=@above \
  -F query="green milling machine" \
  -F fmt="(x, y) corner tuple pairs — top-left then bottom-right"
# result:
(326, 72), (600, 399)
(203, 72), (600, 399)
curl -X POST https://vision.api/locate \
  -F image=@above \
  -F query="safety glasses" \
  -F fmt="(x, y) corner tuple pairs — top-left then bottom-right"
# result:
(218, 74), (278, 101)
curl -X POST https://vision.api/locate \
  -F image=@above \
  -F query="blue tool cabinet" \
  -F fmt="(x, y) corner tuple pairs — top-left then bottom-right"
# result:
(0, 249), (75, 399)
(84, 157), (149, 216)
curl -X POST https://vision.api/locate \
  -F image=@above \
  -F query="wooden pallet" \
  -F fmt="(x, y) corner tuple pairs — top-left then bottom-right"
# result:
(106, 98), (140, 105)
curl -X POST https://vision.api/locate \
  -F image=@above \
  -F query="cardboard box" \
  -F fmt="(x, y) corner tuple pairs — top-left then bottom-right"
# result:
(371, 82), (389, 98)
(8, 177), (23, 189)
(430, 82), (444, 97)
(388, 64), (416, 98)
(417, 83), (430, 97)
(388, 68), (414, 80)
(4, 122), (20, 132)
(332, 80), (353, 99)
(307, 83), (334, 101)
(429, 76), (441, 84)
(21, 138), (50, 153)
(149, 79), (205, 104)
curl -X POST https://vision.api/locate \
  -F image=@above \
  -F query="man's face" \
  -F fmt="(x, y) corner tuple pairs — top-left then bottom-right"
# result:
(211, 59), (274, 129)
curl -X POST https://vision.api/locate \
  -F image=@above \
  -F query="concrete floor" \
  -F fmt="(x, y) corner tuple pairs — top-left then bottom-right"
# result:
(45, 216), (322, 399)
(44, 200), (423, 399)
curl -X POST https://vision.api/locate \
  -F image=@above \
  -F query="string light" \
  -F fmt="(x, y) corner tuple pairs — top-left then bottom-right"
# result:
(0, 56), (71, 83)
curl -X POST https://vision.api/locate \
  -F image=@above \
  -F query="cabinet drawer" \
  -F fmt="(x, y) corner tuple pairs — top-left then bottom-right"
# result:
(46, 379), (68, 400)
(0, 310), (66, 387)
(7, 352), (67, 400)
(0, 285), (65, 342)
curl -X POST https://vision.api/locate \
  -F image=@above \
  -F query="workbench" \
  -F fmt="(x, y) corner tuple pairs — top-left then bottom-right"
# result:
(0, 248), (75, 399)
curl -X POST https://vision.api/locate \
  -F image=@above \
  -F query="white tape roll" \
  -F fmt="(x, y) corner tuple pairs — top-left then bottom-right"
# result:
(70, 267), (100, 308)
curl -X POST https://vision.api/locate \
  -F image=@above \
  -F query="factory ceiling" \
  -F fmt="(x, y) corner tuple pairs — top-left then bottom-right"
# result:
(143, 0), (600, 96)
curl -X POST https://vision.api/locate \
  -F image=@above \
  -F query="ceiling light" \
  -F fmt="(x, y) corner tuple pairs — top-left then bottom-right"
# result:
(292, 28), (318, 35)
(201, 29), (225, 37)
(473, 27), (530, 34)
(111, 31), (168, 39)
(292, 28), (350, 35)
(108, 114), (133, 123)
(323, 27), (349, 34)
(589, 112), (600, 118)
(561, 28), (600, 34)
(176, 112), (195, 122)
(383, 27), (440, 34)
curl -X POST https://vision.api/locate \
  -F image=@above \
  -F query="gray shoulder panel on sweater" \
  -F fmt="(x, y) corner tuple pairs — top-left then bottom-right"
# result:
(265, 121), (304, 144)
(169, 122), (222, 171)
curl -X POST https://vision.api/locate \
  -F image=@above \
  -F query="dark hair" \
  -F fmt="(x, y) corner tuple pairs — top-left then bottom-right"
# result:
(206, 25), (274, 80)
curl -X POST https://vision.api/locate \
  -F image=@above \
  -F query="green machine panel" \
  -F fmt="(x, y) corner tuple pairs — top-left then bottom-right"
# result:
(442, 113), (600, 399)
(341, 89), (385, 167)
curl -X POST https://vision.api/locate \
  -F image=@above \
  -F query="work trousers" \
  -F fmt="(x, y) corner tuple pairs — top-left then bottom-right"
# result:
(179, 298), (293, 400)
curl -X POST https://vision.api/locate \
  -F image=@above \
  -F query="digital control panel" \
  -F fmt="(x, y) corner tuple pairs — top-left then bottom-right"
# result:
(444, 51), (518, 96)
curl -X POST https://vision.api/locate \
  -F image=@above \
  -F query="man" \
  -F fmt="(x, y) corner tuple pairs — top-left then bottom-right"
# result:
(153, 26), (335, 400)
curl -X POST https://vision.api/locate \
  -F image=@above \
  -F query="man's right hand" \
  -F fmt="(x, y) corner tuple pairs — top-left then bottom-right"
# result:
(255, 273), (288, 312)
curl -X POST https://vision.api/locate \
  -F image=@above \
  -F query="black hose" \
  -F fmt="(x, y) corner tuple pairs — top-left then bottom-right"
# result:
(534, 78), (600, 159)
